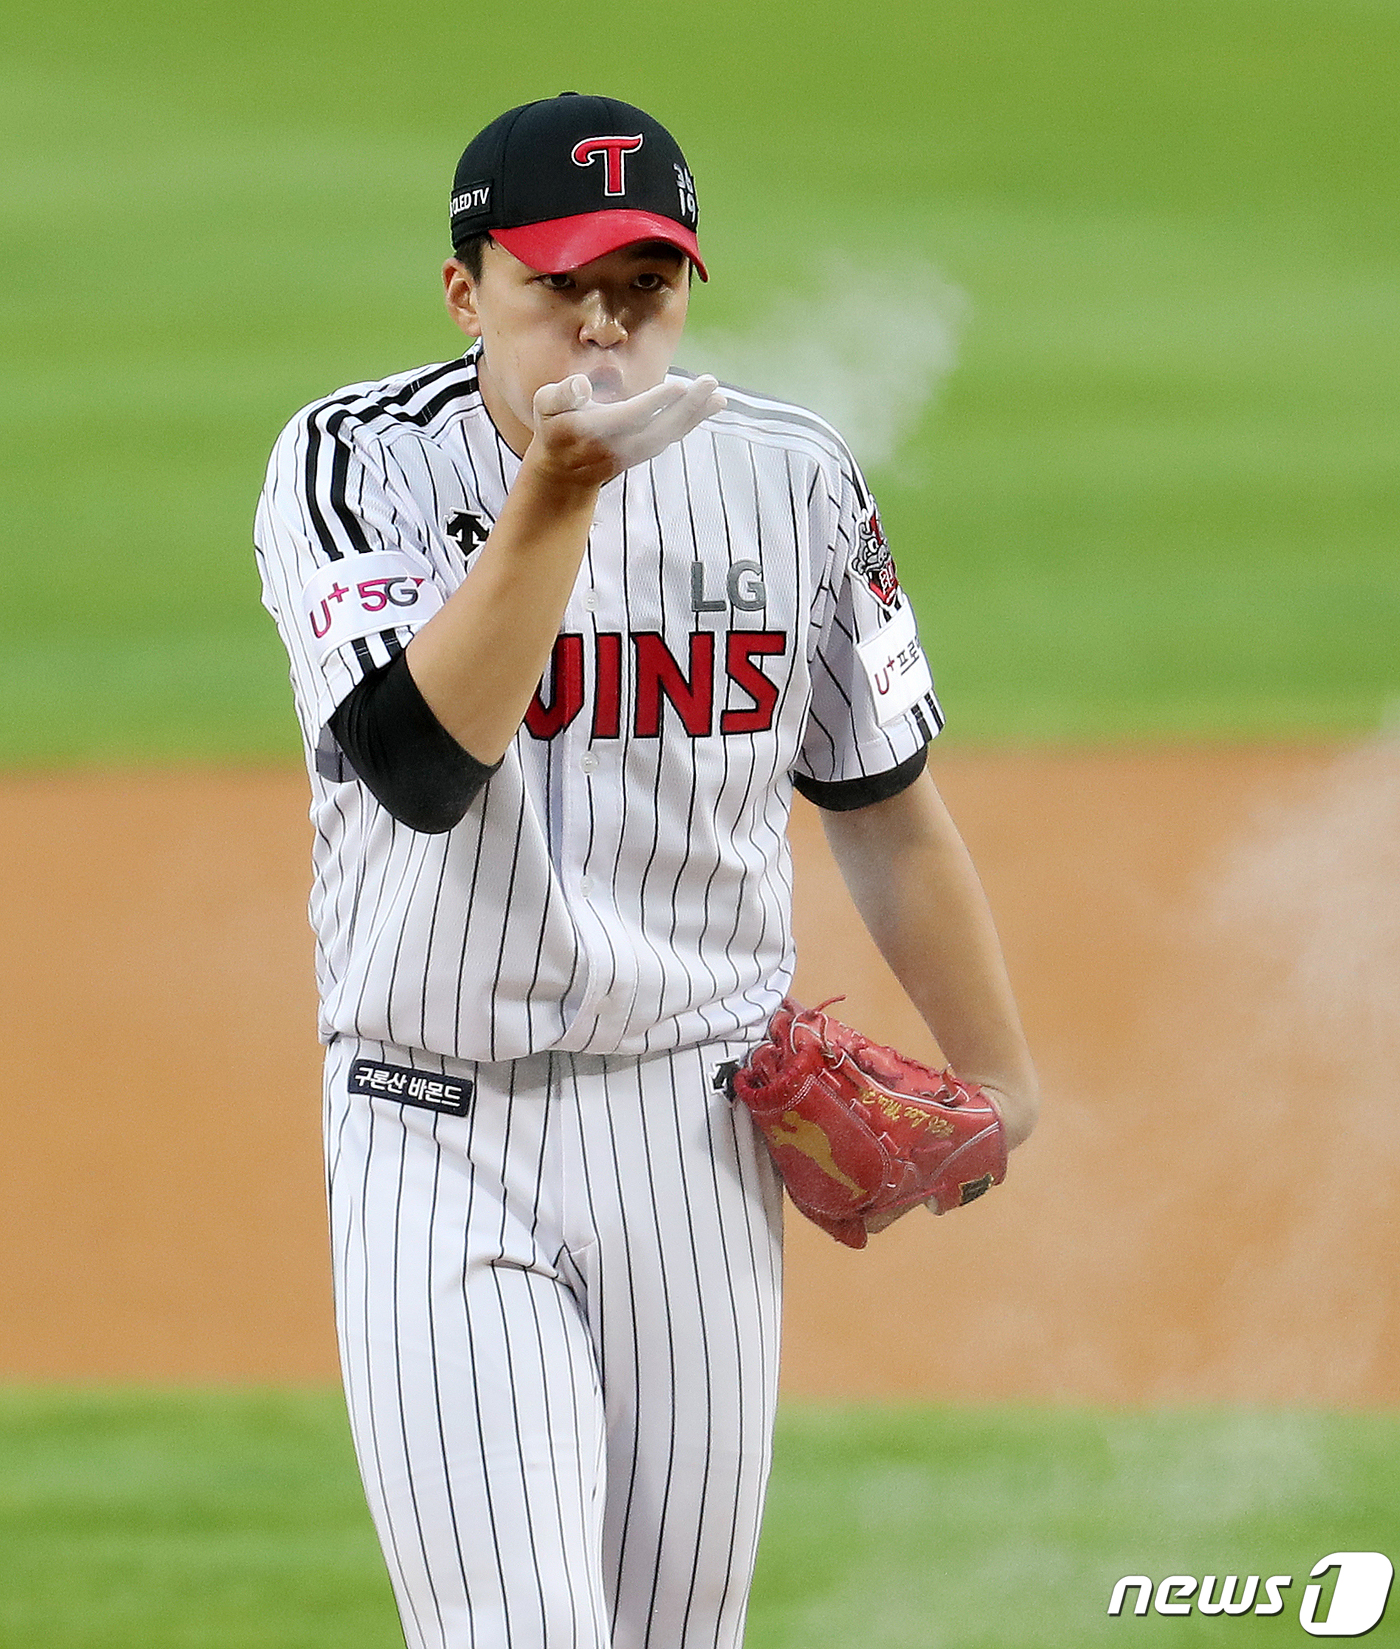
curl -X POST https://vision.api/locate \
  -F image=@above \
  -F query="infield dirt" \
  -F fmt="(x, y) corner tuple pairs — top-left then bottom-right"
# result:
(3, 743), (1396, 1404)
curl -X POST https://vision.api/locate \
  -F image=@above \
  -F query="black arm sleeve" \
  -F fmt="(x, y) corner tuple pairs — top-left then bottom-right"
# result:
(328, 651), (501, 833)
(791, 743), (929, 812)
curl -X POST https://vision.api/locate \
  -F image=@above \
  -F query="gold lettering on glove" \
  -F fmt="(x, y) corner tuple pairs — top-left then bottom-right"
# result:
(869, 1090), (954, 1134)
(771, 1111), (865, 1202)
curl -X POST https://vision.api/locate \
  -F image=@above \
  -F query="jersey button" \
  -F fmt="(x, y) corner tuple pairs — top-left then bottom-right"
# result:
(582, 590), (599, 612)
(580, 752), (599, 775)
(579, 876), (594, 898)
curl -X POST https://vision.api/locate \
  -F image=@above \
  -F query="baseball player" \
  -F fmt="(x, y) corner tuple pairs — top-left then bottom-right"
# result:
(254, 93), (1037, 1649)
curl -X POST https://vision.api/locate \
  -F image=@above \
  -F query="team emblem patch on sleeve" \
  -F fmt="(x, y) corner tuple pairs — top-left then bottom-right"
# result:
(852, 506), (900, 607)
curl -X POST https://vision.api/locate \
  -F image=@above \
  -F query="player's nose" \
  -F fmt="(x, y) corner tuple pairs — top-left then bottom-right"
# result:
(578, 291), (627, 347)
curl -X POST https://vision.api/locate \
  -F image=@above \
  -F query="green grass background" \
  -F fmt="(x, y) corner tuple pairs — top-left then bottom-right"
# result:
(3, 1390), (1396, 1648)
(4, 4), (1396, 1642)
(2, 0), (1397, 761)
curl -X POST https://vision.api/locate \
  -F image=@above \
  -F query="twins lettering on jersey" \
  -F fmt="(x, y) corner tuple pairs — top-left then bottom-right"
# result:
(529, 557), (779, 742)
(526, 629), (788, 740)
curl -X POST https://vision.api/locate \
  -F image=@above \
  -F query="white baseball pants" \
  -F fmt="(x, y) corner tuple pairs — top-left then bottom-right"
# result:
(323, 1035), (785, 1649)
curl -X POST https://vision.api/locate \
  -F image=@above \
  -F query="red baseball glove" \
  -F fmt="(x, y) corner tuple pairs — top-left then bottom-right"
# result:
(730, 997), (1007, 1249)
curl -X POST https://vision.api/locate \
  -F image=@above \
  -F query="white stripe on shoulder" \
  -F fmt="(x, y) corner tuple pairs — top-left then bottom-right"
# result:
(295, 355), (483, 444)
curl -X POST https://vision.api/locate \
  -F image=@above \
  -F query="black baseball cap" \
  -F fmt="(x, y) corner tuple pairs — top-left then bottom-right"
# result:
(450, 93), (707, 280)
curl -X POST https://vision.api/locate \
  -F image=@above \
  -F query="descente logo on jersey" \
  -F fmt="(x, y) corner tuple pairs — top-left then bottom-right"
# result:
(526, 630), (789, 740)
(445, 510), (490, 556)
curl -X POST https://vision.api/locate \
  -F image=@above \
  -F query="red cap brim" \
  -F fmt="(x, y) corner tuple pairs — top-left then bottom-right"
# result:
(493, 211), (708, 281)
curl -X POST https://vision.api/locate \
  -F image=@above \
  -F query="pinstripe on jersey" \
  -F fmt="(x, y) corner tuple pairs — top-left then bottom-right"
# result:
(254, 347), (941, 1065)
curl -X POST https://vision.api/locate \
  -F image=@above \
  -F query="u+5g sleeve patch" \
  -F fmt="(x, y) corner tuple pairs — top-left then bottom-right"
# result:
(301, 553), (446, 661)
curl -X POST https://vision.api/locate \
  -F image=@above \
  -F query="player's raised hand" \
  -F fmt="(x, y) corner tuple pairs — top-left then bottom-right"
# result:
(529, 373), (726, 487)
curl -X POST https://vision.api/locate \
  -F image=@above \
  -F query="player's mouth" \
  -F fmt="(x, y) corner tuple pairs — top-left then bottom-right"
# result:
(587, 366), (627, 403)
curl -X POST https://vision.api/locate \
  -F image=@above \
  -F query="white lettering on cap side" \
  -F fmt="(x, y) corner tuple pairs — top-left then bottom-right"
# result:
(451, 182), (492, 215)
(674, 162), (697, 224)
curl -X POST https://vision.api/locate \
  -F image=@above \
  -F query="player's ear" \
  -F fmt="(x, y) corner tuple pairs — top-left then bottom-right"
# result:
(443, 259), (483, 340)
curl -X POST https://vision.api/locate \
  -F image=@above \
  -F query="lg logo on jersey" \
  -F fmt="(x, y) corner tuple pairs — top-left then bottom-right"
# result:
(526, 629), (788, 741)
(691, 559), (765, 613)
(1108, 1553), (1393, 1635)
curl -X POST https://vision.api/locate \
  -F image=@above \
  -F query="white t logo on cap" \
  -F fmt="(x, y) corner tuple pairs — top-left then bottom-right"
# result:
(571, 134), (644, 196)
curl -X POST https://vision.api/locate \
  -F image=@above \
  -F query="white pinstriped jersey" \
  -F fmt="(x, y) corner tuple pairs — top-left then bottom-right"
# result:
(254, 345), (942, 1062)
